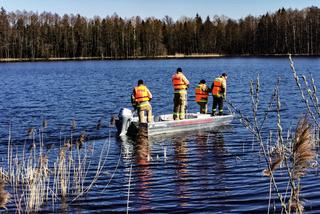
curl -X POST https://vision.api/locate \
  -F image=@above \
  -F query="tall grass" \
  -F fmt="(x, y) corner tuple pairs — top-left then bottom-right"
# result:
(0, 179), (10, 210)
(1, 119), (111, 213)
(227, 55), (317, 213)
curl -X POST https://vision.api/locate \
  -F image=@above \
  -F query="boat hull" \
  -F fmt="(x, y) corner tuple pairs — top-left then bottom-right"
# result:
(117, 113), (234, 137)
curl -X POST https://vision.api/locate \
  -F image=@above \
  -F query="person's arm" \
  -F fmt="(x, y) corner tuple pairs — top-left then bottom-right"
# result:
(131, 94), (136, 103)
(221, 81), (226, 98)
(131, 89), (137, 109)
(147, 88), (152, 101)
(132, 88), (136, 99)
(182, 75), (190, 88)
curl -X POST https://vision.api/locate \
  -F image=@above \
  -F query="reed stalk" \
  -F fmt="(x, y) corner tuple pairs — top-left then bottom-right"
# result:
(288, 54), (320, 128)
(301, 76), (320, 116)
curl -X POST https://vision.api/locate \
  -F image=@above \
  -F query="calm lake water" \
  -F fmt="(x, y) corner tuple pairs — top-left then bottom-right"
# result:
(0, 57), (320, 213)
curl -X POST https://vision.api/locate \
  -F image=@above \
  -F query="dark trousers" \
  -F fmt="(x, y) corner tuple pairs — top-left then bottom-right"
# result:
(212, 96), (224, 115)
(197, 102), (208, 114)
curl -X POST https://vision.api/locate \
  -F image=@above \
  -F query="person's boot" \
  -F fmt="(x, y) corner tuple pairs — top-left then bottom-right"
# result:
(211, 111), (216, 116)
(218, 112), (223, 116)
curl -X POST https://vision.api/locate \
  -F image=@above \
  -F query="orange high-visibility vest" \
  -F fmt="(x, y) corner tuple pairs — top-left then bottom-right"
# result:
(172, 73), (188, 90)
(134, 85), (150, 102)
(212, 77), (223, 97)
(195, 84), (209, 102)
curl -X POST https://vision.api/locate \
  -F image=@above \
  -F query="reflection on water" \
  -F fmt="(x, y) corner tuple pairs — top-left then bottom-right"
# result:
(194, 132), (226, 186)
(173, 136), (190, 208)
(210, 132), (227, 173)
(135, 126), (150, 166)
(119, 126), (153, 213)
(134, 126), (152, 212)
(118, 135), (134, 161)
(117, 128), (273, 213)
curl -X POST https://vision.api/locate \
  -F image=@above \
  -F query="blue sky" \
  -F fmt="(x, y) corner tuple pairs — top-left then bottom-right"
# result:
(1, 0), (319, 20)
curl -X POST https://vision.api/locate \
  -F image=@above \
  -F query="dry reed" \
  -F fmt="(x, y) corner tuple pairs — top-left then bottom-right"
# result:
(263, 155), (283, 177)
(292, 117), (315, 179)
(1, 118), (111, 213)
(288, 116), (315, 213)
(0, 179), (10, 209)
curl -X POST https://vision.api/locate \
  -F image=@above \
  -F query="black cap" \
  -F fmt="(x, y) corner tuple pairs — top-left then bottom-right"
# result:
(200, 79), (206, 84)
(177, 67), (182, 73)
(138, 79), (144, 85)
(221, 73), (227, 77)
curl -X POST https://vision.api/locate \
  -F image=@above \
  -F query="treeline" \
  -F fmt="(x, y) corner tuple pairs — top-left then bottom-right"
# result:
(0, 6), (319, 59)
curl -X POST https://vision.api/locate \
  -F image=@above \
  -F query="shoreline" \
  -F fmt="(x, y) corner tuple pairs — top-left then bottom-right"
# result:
(0, 54), (319, 63)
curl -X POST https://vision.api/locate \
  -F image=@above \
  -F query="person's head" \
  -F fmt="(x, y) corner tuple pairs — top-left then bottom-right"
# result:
(221, 73), (228, 80)
(200, 79), (206, 84)
(138, 79), (144, 85)
(176, 67), (182, 73)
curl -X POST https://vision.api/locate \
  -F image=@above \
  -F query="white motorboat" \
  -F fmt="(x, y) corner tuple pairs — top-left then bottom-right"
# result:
(115, 108), (234, 137)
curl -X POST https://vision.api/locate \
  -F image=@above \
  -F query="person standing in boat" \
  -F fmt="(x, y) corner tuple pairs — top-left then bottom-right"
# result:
(211, 73), (227, 116)
(195, 79), (210, 114)
(172, 67), (190, 120)
(132, 79), (153, 123)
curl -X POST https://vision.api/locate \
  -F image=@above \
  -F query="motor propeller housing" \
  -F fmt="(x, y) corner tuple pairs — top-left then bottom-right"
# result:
(117, 108), (133, 136)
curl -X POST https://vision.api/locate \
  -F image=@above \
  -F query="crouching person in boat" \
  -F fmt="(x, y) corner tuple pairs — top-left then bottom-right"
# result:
(195, 79), (210, 114)
(172, 67), (190, 120)
(211, 73), (228, 116)
(132, 79), (153, 123)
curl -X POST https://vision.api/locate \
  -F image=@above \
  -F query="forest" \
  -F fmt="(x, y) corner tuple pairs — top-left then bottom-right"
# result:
(0, 6), (319, 59)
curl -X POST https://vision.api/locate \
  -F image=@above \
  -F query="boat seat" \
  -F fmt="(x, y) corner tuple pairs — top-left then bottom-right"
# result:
(154, 115), (172, 122)
(154, 116), (161, 122)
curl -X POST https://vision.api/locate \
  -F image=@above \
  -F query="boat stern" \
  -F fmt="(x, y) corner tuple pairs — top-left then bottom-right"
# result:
(116, 108), (133, 136)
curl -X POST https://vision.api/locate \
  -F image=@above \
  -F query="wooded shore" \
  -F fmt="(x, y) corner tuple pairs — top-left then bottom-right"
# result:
(0, 7), (319, 60)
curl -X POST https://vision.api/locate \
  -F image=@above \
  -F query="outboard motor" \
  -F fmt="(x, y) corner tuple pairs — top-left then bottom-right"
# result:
(117, 108), (133, 136)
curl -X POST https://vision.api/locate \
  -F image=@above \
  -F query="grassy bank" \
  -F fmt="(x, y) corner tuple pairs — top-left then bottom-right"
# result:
(0, 54), (223, 63)
(1, 53), (319, 63)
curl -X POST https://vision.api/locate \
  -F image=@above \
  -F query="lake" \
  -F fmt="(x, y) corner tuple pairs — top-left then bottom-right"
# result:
(0, 57), (320, 213)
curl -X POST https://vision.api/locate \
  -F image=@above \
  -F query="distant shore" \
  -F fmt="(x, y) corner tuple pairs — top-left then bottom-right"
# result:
(0, 53), (319, 63)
